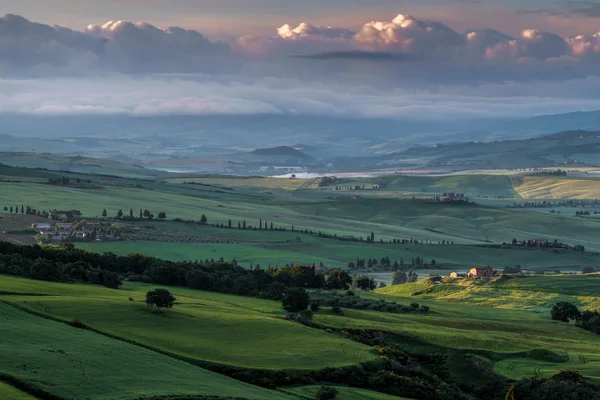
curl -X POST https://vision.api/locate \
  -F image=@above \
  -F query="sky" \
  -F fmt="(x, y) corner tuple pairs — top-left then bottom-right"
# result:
(0, 0), (600, 121)
(1, 0), (598, 37)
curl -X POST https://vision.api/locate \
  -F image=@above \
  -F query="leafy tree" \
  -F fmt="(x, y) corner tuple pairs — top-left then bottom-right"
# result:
(200, 214), (208, 224)
(315, 386), (338, 400)
(503, 265), (522, 274)
(407, 269), (418, 283)
(551, 302), (580, 323)
(282, 287), (309, 313)
(146, 289), (176, 313)
(392, 270), (407, 285)
(353, 275), (376, 291)
(103, 271), (122, 289)
(325, 269), (352, 290)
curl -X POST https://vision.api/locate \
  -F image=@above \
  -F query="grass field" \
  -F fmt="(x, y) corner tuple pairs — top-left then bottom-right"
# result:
(513, 175), (600, 199)
(0, 276), (376, 370)
(0, 301), (296, 400)
(0, 382), (37, 400)
(285, 385), (413, 399)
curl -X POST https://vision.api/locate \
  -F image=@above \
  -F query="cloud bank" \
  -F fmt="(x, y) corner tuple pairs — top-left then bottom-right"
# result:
(2, 11), (600, 81)
(1, 12), (600, 121)
(2, 75), (600, 120)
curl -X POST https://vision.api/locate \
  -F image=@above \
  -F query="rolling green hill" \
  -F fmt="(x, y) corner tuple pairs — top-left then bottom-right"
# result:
(0, 276), (375, 370)
(0, 300), (296, 400)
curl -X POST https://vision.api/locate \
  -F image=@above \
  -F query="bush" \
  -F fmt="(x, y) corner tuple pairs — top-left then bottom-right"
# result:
(410, 302), (419, 310)
(582, 266), (595, 274)
(282, 287), (309, 313)
(345, 290), (355, 297)
(68, 319), (87, 329)
(298, 309), (314, 320)
(331, 306), (344, 315)
(310, 301), (321, 312)
(551, 302), (580, 323)
(315, 386), (338, 400)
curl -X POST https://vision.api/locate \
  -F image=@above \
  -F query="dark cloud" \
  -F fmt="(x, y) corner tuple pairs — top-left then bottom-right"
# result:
(0, 14), (232, 76)
(518, 1), (600, 18)
(292, 50), (414, 62)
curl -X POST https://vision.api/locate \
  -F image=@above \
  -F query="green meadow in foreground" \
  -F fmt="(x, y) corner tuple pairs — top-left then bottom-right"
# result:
(3, 272), (600, 390)
(0, 301), (295, 400)
(0, 382), (37, 400)
(0, 276), (375, 370)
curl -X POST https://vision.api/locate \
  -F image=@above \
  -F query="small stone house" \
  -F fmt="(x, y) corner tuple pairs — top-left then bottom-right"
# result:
(450, 272), (468, 278)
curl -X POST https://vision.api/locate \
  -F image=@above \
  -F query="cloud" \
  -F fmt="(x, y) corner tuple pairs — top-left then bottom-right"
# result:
(2, 75), (600, 121)
(354, 13), (464, 55)
(0, 14), (105, 75)
(1, 11), (600, 85)
(0, 13), (231, 76)
(85, 20), (230, 73)
(234, 12), (600, 78)
(277, 23), (354, 40)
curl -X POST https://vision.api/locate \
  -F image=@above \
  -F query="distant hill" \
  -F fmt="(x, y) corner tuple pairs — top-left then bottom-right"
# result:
(396, 129), (600, 169)
(468, 110), (600, 141)
(250, 146), (314, 160)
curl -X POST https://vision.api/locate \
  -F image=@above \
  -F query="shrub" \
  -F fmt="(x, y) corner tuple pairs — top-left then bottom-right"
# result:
(551, 302), (580, 323)
(331, 306), (344, 315)
(582, 266), (595, 274)
(298, 309), (314, 321)
(345, 290), (355, 296)
(128, 297), (135, 301)
(410, 302), (419, 310)
(310, 301), (321, 312)
(68, 319), (87, 329)
(282, 287), (309, 313)
(315, 386), (338, 400)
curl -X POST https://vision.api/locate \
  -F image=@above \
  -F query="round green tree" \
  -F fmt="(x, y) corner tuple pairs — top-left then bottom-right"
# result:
(146, 289), (176, 313)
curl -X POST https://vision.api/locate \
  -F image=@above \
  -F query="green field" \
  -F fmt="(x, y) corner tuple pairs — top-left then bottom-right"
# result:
(0, 276), (375, 370)
(2, 269), (600, 399)
(0, 301), (296, 400)
(0, 382), (37, 400)
(285, 385), (413, 400)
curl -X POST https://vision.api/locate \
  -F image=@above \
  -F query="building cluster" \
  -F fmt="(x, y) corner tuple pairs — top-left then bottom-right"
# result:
(450, 267), (496, 279)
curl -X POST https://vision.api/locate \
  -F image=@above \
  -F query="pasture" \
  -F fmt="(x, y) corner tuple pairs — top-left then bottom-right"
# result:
(0, 276), (376, 370)
(0, 301), (296, 400)
(0, 382), (37, 400)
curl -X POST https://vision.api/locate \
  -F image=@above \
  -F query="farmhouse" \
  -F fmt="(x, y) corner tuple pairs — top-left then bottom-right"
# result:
(48, 209), (82, 220)
(56, 223), (74, 232)
(32, 223), (52, 230)
(532, 238), (549, 245)
(450, 272), (468, 278)
(468, 267), (495, 278)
